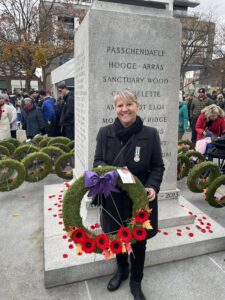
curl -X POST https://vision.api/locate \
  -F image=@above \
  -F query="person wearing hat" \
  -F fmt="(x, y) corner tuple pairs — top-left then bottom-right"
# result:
(216, 93), (225, 110)
(190, 88), (213, 145)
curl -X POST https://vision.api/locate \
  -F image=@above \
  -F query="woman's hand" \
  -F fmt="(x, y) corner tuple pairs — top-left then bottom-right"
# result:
(145, 187), (156, 202)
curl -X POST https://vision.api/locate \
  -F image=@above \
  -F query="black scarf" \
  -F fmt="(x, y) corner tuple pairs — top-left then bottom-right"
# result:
(114, 115), (143, 144)
(205, 119), (214, 129)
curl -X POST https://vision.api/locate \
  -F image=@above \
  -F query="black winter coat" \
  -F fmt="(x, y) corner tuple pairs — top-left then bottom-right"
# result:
(21, 106), (45, 138)
(59, 92), (74, 126)
(93, 123), (165, 239)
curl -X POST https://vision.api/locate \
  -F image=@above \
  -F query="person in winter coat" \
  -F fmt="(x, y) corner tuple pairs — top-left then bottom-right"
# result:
(21, 98), (45, 139)
(0, 93), (15, 140)
(58, 83), (74, 140)
(178, 93), (189, 140)
(3, 94), (17, 138)
(93, 89), (165, 300)
(195, 104), (225, 141)
(190, 88), (213, 145)
(40, 90), (57, 137)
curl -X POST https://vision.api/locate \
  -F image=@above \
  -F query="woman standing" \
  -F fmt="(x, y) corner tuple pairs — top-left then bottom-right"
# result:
(94, 89), (165, 300)
(178, 92), (189, 140)
(0, 93), (14, 140)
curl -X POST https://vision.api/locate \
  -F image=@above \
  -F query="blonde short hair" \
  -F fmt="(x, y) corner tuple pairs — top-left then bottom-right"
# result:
(201, 104), (224, 118)
(114, 89), (139, 105)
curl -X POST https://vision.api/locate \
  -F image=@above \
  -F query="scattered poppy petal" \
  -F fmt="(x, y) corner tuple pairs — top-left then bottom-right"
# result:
(63, 254), (68, 258)
(188, 233), (194, 237)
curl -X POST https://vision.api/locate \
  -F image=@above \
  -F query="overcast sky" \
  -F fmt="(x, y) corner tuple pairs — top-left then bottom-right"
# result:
(191, 0), (225, 19)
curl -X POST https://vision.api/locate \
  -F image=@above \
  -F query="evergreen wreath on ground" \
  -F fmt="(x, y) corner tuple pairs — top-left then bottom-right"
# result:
(14, 144), (39, 161)
(48, 137), (71, 146)
(63, 166), (152, 258)
(4, 138), (21, 148)
(39, 137), (53, 148)
(41, 146), (64, 173)
(187, 161), (220, 193)
(22, 152), (51, 182)
(33, 134), (45, 144)
(0, 141), (16, 155)
(204, 175), (225, 208)
(51, 143), (70, 153)
(67, 140), (74, 150)
(55, 152), (74, 179)
(185, 150), (205, 168)
(0, 159), (26, 191)
(177, 154), (190, 180)
(0, 145), (10, 156)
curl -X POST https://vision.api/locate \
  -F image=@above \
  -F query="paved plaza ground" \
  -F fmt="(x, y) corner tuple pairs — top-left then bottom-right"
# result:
(0, 131), (225, 300)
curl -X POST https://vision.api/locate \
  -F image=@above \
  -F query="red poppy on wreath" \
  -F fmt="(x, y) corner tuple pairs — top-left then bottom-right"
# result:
(134, 210), (149, 224)
(72, 229), (86, 243)
(96, 234), (110, 250)
(82, 238), (96, 253)
(132, 227), (147, 241)
(110, 239), (122, 254)
(118, 227), (132, 243)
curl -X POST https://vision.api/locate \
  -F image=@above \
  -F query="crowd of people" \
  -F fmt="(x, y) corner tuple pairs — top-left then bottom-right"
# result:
(0, 83), (74, 141)
(178, 87), (225, 145)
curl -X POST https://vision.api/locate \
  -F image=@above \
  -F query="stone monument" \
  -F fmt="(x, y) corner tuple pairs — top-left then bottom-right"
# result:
(75, 0), (181, 202)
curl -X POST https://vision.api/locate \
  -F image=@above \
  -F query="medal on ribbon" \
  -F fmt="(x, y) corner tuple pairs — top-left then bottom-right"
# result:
(134, 146), (141, 162)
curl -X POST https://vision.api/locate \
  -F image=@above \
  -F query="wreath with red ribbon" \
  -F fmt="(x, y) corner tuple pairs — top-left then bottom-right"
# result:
(63, 166), (152, 259)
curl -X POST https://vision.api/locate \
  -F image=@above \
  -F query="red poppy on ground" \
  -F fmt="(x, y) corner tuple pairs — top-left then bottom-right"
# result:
(132, 228), (147, 241)
(188, 233), (194, 237)
(110, 240), (123, 254)
(95, 223), (100, 228)
(72, 229), (86, 243)
(134, 210), (149, 224)
(163, 232), (169, 236)
(90, 225), (95, 230)
(63, 254), (68, 258)
(96, 234), (110, 250)
(82, 238), (96, 253)
(118, 227), (132, 243)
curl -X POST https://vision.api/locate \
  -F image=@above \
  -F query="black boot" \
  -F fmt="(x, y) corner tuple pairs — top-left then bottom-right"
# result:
(130, 281), (146, 300)
(107, 266), (129, 291)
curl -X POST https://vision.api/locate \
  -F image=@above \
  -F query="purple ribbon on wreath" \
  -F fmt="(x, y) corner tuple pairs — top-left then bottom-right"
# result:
(84, 170), (120, 197)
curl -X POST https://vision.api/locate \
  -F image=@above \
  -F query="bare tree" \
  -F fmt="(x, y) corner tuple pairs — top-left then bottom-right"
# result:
(179, 12), (216, 89)
(0, 0), (85, 90)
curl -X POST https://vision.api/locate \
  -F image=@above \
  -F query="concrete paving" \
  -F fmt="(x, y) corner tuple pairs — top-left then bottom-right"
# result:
(1, 171), (225, 300)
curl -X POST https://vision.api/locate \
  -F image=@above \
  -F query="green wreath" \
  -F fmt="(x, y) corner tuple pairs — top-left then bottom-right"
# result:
(205, 175), (225, 208)
(4, 138), (21, 148)
(51, 143), (70, 153)
(0, 145), (10, 156)
(33, 134), (44, 143)
(187, 161), (220, 193)
(41, 146), (64, 173)
(0, 154), (9, 161)
(0, 141), (16, 155)
(14, 144), (39, 161)
(177, 154), (190, 180)
(63, 166), (150, 255)
(39, 137), (53, 148)
(0, 159), (26, 191)
(186, 150), (205, 168)
(48, 137), (71, 146)
(55, 152), (74, 179)
(67, 140), (74, 150)
(22, 152), (51, 182)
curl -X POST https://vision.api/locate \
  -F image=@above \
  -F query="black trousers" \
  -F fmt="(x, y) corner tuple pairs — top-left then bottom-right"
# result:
(116, 239), (147, 282)
(191, 117), (198, 145)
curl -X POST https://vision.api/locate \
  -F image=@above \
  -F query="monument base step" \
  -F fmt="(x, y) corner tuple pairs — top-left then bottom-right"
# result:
(44, 184), (225, 288)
